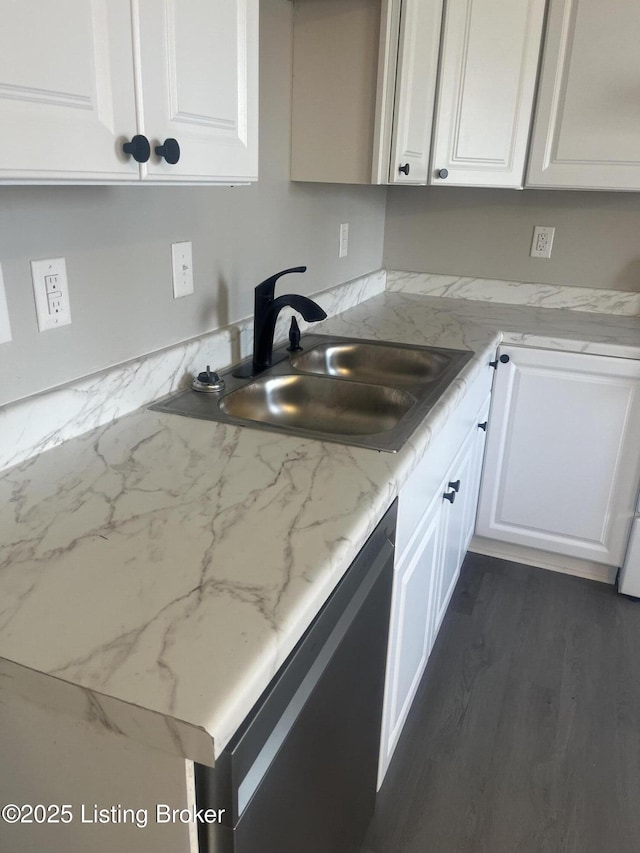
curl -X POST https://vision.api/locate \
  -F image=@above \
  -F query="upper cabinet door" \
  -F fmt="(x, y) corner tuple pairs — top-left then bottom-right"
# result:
(430, 0), (546, 188)
(290, 0), (445, 186)
(0, 0), (138, 182)
(527, 0), (640, 190)
(388, 0), (444, 184)
(135, 0), (258, 183)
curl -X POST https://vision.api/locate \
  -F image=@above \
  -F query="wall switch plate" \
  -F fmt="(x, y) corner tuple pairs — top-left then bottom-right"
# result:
(530, 225), (555, 258)
(339, 223), (349, 258)
(30, 257), (72, 331)
(0, 263), (12, 343)
(172, 241), (194, 298)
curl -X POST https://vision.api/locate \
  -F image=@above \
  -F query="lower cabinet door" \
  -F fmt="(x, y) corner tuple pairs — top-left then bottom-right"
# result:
(378, 406), (491, 787)
(434, 415), (482, 636)
(476, 347), (640, 565)
(378, 489), (442, 786)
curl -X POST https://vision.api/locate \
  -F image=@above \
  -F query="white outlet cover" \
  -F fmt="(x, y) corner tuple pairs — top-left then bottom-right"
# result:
(31, 257), (72, 331)
(0, 263), (12, 344)
(530, 225), (555, 259)
(172, 242), (194, 298)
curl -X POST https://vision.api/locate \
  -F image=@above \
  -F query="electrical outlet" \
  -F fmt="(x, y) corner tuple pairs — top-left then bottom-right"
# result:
(30, 257), (72, 331)
(339, 223), (349, 259)
(172, 241), (194, 298)
(0, 263), (12, 344)
(530, 225), (555, 259)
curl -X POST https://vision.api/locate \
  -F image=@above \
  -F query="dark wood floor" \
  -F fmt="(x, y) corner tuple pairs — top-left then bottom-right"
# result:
(361, 553), (640, 853)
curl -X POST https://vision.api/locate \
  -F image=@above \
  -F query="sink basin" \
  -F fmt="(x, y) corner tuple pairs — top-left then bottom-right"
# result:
(220, 374), (416, 436)
(290, 341), (453, 386)
(150, 334), (474, 452)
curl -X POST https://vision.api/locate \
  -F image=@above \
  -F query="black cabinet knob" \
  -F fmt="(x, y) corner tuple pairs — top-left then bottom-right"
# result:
(155, 138), (181, 164)
(122, 135), (151, 163)
(478, 421), (488, 431)
(489, 353), (510, 369)
(448, 480), (461, 492)
(398, 163), (410, 175)
(443, 490), (456, 504)
(438, 168), (449, 179)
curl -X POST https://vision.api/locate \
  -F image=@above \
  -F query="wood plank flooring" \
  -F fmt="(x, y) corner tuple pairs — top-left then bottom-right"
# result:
(361, 553), (640, 853)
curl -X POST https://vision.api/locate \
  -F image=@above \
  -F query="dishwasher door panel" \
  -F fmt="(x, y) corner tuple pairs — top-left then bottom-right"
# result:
(196, 500), (396, 853)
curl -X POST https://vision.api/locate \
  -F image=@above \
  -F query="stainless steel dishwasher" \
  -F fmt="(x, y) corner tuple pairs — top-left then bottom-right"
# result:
(195, 500), (396, 853)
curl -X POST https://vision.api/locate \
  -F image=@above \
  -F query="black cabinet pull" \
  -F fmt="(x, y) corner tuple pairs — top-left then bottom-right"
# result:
(443, 490), (456, 504)
(448, 480), (461, 492)
(437, 168), (449, 179)
(489, 353), (510, 369)
(122, 135), (151, 163)
(478, 421), (488, 431)
(155, 138), (181, 164)
(398, 163), (410, 175)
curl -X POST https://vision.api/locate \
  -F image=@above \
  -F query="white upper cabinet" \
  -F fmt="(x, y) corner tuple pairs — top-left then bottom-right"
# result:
(137, 0), (258, 183)
(0, 0), (138, 182)
(387, 0), (444, 184)
(291, 0), (548, 187)
(0, 0), (258, 184)
(291, 0), (444, 185)
(527, 0), (640, 190)
(430, 0), (546, 187)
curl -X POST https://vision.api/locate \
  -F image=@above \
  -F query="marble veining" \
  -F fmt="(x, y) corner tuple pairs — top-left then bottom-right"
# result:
(0, 289), (638, 767)
(387, 270), (640, 316)
(0, 269), (386, 474)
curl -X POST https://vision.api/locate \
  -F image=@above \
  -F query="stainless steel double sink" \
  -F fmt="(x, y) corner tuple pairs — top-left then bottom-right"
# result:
(150, 335), (473, 452)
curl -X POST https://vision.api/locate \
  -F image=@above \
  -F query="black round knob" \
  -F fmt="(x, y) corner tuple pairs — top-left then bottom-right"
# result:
(490, 353), (511, 369)
(448, 480), (461, 493)
(478, 421), (488, 431)
(122, 135), (151, 163)
(398, 163), (410, 176)
(443, 490), (456, 504)
(155, 138), (181, 165)
(438, 168), (449, 179)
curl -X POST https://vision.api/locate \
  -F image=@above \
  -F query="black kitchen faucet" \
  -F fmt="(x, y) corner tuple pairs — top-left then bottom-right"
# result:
(235, 266), (326, 377)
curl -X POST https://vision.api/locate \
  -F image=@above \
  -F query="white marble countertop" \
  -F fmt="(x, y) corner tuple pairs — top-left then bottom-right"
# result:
(1, 291), (638, 766)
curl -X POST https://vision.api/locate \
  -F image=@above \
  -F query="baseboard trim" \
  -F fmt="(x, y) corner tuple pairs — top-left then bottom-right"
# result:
(469, 536), (617, 585)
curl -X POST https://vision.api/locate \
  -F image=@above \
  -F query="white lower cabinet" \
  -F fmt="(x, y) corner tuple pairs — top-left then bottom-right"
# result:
(476, 346), (640, 568)
(434, 418), (482, 637)
(379, 484), (443, 787)
(378, 372), (491, 787)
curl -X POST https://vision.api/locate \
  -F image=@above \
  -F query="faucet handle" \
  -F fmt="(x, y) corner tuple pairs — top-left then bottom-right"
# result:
(287, 317), (303, 352)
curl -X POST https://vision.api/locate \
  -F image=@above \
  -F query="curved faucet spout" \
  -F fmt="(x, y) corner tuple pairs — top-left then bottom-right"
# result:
(251, 267), (327, 373)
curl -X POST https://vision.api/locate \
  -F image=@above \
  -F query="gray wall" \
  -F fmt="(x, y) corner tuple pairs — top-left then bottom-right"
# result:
(384, 186), (640, 292)
(0, 0), (386, 407)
